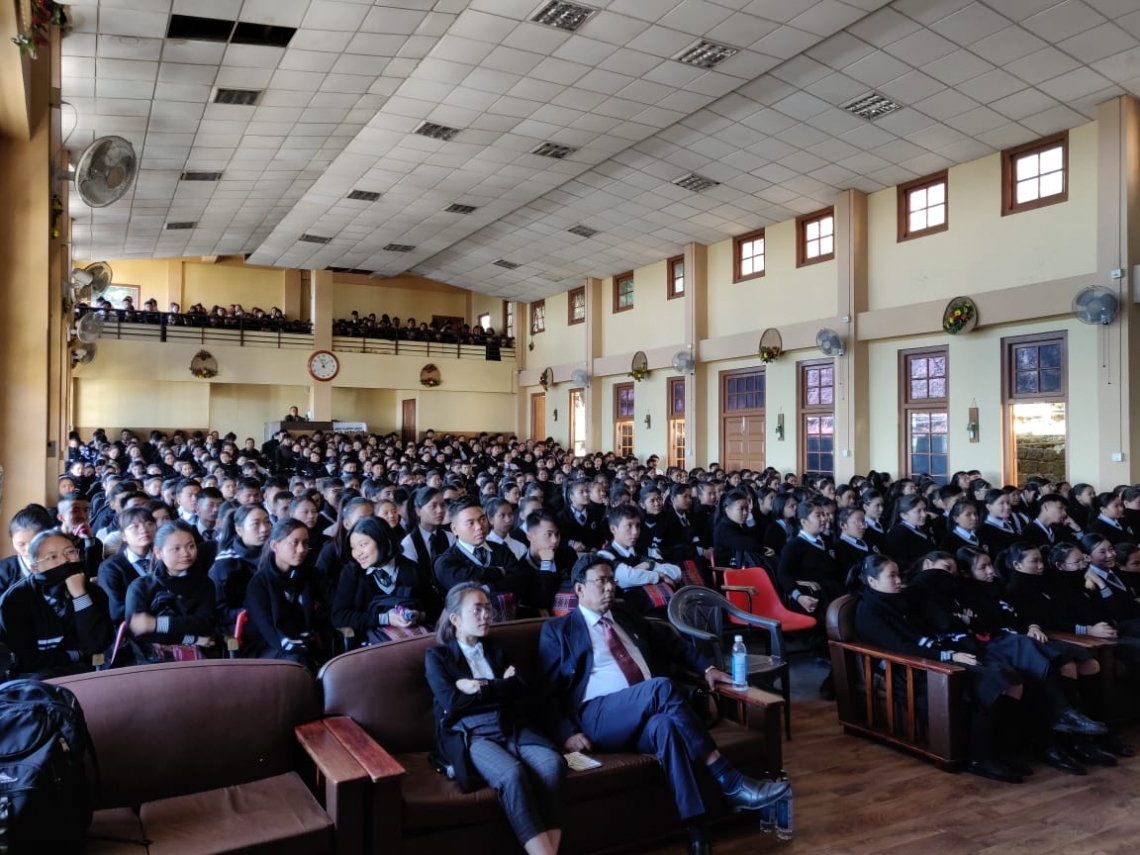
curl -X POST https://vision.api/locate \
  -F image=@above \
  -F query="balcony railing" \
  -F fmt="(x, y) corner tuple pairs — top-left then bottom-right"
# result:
(79, 310), (315, 350)
(331, 336), (515, 362)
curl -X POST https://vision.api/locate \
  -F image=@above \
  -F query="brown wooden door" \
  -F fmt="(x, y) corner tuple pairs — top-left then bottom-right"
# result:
(720, 368), (766, 471)
(531, 393), (546, 441)
(401, 399), (416, 444)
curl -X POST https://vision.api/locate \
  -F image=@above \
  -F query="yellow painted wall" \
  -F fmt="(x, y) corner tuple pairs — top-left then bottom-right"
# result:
(867, 122), (1098, 311)
(471, 292), (504, 329)
(74, 378), (212, 433)
(183, 261), (287, 312)
(706, 220), (838, 340)
(332, 387), (399, 433)
(209, 384), (309, 442)
(527, 292), (587, 373)
(331, 276), (467, 322)
(601, 260), (685, 354)
(414, 390), (518, 436)
(84, 258), (170, 299)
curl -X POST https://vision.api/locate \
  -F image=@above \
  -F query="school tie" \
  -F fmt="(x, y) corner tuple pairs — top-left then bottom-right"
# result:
(964, 533), (977, 545)
(431, 531), (448, 557)
(132, 556), (148, 577)
(855, 539), (867, 550)
(601, 617), (644, 687)
(811, 538), (825, 549)
(475, 547), (490, 567)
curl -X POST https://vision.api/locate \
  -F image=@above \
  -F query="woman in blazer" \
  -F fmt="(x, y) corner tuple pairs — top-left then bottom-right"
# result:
(425, 582), (565, 855)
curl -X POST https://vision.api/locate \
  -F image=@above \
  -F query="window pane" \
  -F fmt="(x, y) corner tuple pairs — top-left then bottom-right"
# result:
(910, 187), (927, 210)
(1040, 343), (1062, 369)
(821, 416), (834, 435)
(806, 221), (819, 241)
(911, 358), (928, 379)
(932, 456), (949, 477)
(928, 204), (945, 226)
(1040, 368), (1063, 393)
(1016, 371), (1038, 394)
(1040, 171), (1063, 197)
(1016, 347), (1038, 370)
(1040, 146), (1063, 173)
(930, 356), (946, 377)
(806, 416), (820, 434)
(913, 435), (930, 453)
(931, 434), (948, 454)
(929, 377), (947, 398)
(807, 368), (820, 386)
(910, 412), (930, 432)
(911, 454), (926, 474)
(1017, 178), (1039, 203)
(911, 379), (928, 400)
(1016, 153), (1039, 181)
(910, 211), (927, 232)
(930, 412), (948, 433)
(806, 387), (820, 405)
(820, 216), (833, 237)
(741, 258), (754, 275)
(820, 235), (833, 255)
(820, 386), (833, 405)
(820, 367), (833, 386)
(927, 183), (945, 205)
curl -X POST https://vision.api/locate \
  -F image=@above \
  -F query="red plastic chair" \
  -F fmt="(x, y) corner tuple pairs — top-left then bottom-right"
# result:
(722, 568), (817, 633)
(226, 610), (249, 658)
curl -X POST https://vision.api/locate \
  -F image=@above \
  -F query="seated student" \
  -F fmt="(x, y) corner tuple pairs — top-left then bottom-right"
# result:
(289, 493), (328, 557)
(557, 478), (606, 553)
(883, 494), (936, 575)
(1114, 541), (1140, 605)
(776, 500), (841, 617)
(174, 478), (201, 525)
(315, 496), (374, 593)
(0, 505), (55, 592)
(56, 492), (104, 580)
(978, 488), (1021, 557)
(538, 553), (789, 855)
(0, 529), (112, 679)
(859, 489), (887, 552)
(242, 519), (327, 670)
(855, 554), (1105, 784)
(597, 503), (685, 614)
(763, 493), (798, 557)
(520, 511), (578, 611)
(485, 498), (527, 560)
(124, 521), (217, 662)
(1021, 493), (1077, 550)
(690, 482), (719, 549)
(434, 497), (533, 616)
(193, 486), (224, 542)
(269, 489), (293, 525)
(333, 517), (429, 642)
(833, 505), (875, 586)
(97, 506), (158, 624)
(400, 486), (455, 609)
(711, 489), (764, 570)
(1087, 492), (1135, 546)
(427, 582), (566, 855)
(636, 485), (677, 561)
(1080, 532), (1140, 629)
(940, 498), (985, 555)
(209, 504), (272, 635)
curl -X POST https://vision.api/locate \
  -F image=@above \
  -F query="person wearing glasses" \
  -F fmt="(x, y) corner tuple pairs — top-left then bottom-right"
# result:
(538, 553), (790, 855)
(426, 582), (565, 855)
(0, 530), (112, 678)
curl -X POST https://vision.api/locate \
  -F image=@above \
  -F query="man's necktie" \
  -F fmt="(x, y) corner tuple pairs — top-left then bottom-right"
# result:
(601, 617), (644, 687)
(855, 539), (867, 549)
(475, 547), (490, 566)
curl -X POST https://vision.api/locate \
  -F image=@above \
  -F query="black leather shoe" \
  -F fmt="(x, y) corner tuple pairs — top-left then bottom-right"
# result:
(1099, 734), (1136, 757)
(1051, 709), (1107, 736)
(967, 759), (1023, 784)
(1068, 739), (1118, 767)
(721, 775), (791, 812)
(689, 841), (712, 855)
(1039, 747), (1087, 776)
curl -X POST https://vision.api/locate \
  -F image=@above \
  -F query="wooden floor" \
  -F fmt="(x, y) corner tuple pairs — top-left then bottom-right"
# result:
(640, 658), (1140, 855)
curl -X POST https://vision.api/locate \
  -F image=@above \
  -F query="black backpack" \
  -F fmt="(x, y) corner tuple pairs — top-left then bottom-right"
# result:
(0, 680), (96, 854)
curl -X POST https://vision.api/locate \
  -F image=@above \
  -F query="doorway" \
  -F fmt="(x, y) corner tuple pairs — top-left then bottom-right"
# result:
(1009, 402), (1067, 486)
(569, 388), (587, 456)
(719, 368), (766, 471)
(531, 392), (546, 441)
(401, 399), (416, 445)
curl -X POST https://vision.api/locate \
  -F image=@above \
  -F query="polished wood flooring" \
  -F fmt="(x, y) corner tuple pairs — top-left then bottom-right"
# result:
(642, 657), (1140, 855)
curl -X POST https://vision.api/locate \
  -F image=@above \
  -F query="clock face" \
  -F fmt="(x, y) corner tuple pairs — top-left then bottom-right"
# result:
(308, 350), (339, 381)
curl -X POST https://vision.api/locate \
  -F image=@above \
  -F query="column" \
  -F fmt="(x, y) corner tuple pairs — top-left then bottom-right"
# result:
(683, 242), (707, 468)
(584, 277), (603, 453)
(833, 189), (869, 483)
(308, 269), (334, 420)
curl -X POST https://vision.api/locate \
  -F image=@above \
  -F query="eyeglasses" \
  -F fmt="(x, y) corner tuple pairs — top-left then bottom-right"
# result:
(464, 605), (492, 617)
(583, 577), (617, 589)
(37, 547), (80, 564)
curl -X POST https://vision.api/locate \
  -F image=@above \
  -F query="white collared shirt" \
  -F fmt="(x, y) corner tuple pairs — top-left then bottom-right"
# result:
(579, 604), (651, 703)
(457, 639), (495, 679)
(488, 531), (526, 560)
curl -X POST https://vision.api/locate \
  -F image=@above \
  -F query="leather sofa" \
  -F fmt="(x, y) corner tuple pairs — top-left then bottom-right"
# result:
(53, 659), (369, 855)
(315, 617), (784, 855)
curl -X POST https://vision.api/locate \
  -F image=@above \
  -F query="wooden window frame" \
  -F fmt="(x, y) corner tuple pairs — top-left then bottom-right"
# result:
(612, 271), (634, 314)
(1002, 331), (1068, 402)
(1001, 131), (1068, 217)
(614, 382), (635, 458)
(569, 387), (587, 457)
(733, 228), (766, 282)
(897, 171), (948, 242)
(667, 376), (686, 469)
(503, 302), (515, 339)
(898, 346), (950, 481)
(667, 256), (685, 300)
(567, 286), (586, 326)
(798, 358), (835, 478)
(796, 208), (835, 267)
(529, 299), (545, 335)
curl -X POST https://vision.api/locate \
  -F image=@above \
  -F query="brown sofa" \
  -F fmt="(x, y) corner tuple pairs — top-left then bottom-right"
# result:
(53, 659), (369, 855)
(315, 617), (784, 855)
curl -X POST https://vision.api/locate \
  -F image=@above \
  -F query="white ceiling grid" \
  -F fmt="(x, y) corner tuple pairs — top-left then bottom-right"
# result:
(59, 0), (1140, 301)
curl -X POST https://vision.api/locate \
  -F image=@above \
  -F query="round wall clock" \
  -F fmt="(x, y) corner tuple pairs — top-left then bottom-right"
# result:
(308, 350), (340, 381)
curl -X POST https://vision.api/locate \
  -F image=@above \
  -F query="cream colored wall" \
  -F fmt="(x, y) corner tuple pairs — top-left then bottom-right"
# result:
(209, 384), (309, 442)
(331, 388), (398, 433)
(867, 122), (1098, 312)
(601, 260), (685, 354)
(183, 261), (287, 311)
(75, 378), (212, 432)
(330, 276), (467, 322)
(471, 292), (503, 328)
(414, 390), (517, 436)
(86, 258), (170, 299)
(706, 220), (838, 340)
(527, 292), (588, 373)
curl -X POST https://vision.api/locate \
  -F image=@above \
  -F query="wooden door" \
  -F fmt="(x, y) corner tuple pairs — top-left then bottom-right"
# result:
(401, 399), (416, 444)
(531, 393), (546, 441)
(720, 368), (766, 471)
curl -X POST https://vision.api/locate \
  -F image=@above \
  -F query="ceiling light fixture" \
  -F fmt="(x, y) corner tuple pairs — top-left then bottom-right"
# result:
(531, 142), (579, 159)
(674, 40), (738, 69)
(841, 91), (903, 121)
(673, 173), (720, 193)
(568, 224), (598, 238)
(414, 121), (462, 141)
(530, 0), (599, 32)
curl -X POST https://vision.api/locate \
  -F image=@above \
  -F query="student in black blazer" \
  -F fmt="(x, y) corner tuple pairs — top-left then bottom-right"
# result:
(1021, 495), (1076, 551)
(763, 493), (798, 557)
(940, 499), (986, 556)
(1086, 492), (1135, 547)
(978, 489), (1020, 559)
(434, 498), (535, 612)
(556, 478), (606, 552)
(860, 489), (887, 553)
(882, 494), (936, 577)
(97, 506), (158, 623)
(833, 506), (876, 588)
(426, 582), (565, 855)
(711, 490), (765, 570)
(776, 501), (842, 614)
(0, 505), (54, 593)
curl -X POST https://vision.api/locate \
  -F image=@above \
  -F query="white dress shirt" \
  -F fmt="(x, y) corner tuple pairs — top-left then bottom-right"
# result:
(579, 605), (651, 703)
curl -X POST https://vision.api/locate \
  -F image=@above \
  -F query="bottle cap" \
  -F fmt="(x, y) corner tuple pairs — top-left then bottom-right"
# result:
(734, 635), (743, 642)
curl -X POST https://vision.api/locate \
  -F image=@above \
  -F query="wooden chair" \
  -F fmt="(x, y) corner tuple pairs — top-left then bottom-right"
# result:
(826, 594), (968, 770)
(667, 586), (793, 739)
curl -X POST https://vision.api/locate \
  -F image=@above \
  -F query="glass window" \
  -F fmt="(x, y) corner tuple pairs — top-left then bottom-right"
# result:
(614, 273), (634, 312)
(530, 300), (545, 334)
(733, 229), (765, 282)
(799, 211), (834, 266)
(1003, 133), (1067, 215)
(568, 287), (585, 325)
(668, 256), (685, 298)
(898, 172), (948, 241)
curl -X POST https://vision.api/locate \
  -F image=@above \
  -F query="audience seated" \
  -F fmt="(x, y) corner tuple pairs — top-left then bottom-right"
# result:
(74, 300), (312, 333)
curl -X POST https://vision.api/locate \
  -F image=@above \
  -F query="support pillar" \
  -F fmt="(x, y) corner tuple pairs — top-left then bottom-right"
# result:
(308, 269), (334, 420)
(834, 189), (869, 483)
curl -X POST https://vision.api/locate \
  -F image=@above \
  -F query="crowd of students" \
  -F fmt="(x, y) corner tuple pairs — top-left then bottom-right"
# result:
(2, 426), (1138, 795)
(75, 300), (313, 333)
(333, 311), (514, 348)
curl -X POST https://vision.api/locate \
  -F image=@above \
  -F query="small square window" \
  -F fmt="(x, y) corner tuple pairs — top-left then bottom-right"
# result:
(567, 286), (585, 325)
(667, 256), (685, 299)
(898, 171), (948, 242)
(613, 272), (634, 313)
(530, 299), (545, 334)
(797, 209), (834, 267)
(733, 228), (765, 282)
(1002, 132), (1067, 216)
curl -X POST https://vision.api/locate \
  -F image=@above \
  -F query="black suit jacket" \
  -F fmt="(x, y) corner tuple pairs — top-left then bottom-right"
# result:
(433, 542), (533, 604)
(557, 505), (606, 551)
(537, 604), (709, 744)
(97, 551), (148, 623)
(0, 555), (26, 594)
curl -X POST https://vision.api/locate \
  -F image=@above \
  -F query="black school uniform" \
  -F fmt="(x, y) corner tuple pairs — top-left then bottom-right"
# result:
(242, 564), (328, 669)
(556, 505), (606, 551)
(208, 540), (261, 634)
(1087, 516), (1136, 547)
(124, 568), (217, 660)
(0, 576), (112, 679)
(331, 555), (424, 644)
(883, 523), (935, 573)
(433, 542), (535, 608)
(712, 516), (764, 569)
(401, 527), (454, 621)
(978, 520), (1019, 561)
(940, 527), (986, 556)
(1020, 519), (1064, 551)
(833, 535), (874, 587)
(776, 533), (841, 612)
(97, 550), (151, 624)
(0, 555), (28, 594)
(763, 518), (796, 558)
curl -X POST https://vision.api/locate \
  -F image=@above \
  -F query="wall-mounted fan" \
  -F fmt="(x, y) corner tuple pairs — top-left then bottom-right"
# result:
(570, 368), (591, 387)
(62, 136), (138, 208)
(1072, 285), (1119, 326)
(671, 349), (695, 374)
(75, 312), (104, 343)
(70, 262), (113, 304)
(70, 341), (98, 367)
(816, 328), (845, 357)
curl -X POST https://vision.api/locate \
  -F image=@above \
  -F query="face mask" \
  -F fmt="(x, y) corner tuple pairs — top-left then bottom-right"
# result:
(37, 561), (86, 584)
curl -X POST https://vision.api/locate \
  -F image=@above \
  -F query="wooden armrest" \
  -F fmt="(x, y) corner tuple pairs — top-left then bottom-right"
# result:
(712, 682), (784, 708)
(721, 585), (758, 596)
(1049, 631), (1112, 648)
(324, 716), (406, 784)
(295, 720), (369, 787)
(337, 627), (355, 639)
(828, 639), (965, 676)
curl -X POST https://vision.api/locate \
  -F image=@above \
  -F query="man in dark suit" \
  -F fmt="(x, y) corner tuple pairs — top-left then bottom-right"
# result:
(538, 553), (790, 855)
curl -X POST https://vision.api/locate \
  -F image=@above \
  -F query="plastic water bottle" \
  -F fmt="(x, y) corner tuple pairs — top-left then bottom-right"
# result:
(759, 801), (775, 833)
(731, 635), (748, 690)
(775, 788), (794, 841)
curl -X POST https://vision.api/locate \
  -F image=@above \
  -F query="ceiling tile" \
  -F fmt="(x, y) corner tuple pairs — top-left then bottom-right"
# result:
(927, 2), (1008, 45)
(955, 68), (1027, 102)
(97, 9), (169, 38)
(970, 27), (1049, 65)
(1022, 1), (1106, 43)
(1057, 23), (1138, 63)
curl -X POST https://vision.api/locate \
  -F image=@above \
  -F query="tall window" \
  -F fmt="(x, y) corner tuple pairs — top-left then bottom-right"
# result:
(614, 383), (635, 458)
(797, 209), (834, 267)
(901, 347), (949, 481)
(1003, 332), (1067, 486)
(504, 302), (515, 339)
(668, 377), (685, 468)
(733, 228), (765, 282)
(530, 299), (545, 335)
(567, 286), (585, 325)
(799, 359), (834, 478)
(898, 172), (947, 242)
(570, 388), (587, 457)
(477, 312), (491, 330)
(1002, 132), (1067, 216)
(667, 256), (684, 299)
(613, 272), (634, 313)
